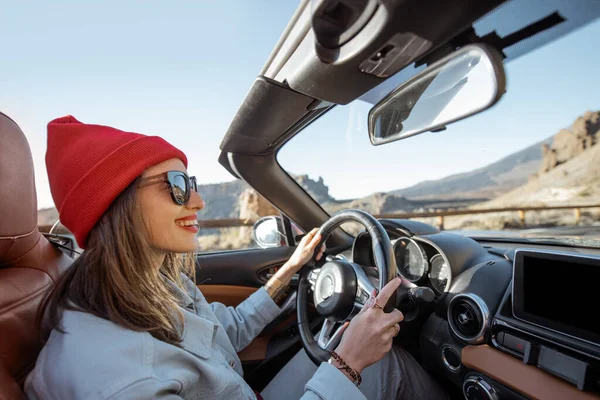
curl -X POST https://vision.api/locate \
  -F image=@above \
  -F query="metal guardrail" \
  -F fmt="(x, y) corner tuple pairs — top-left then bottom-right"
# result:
(38, 204), (600, 233)
(197, 218), (254, 228)
(375, 203), (600, 230)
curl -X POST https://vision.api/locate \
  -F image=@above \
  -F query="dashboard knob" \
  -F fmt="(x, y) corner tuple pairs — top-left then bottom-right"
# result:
(463, 376), (499, 400)
(408, 286), (435, 304)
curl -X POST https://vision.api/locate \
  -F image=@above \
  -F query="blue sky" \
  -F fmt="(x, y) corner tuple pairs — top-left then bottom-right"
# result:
(1, 1), (598, 208)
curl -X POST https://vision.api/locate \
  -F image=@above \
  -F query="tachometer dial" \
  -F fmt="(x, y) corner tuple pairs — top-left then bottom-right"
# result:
(394, 238), (428, 282)
(429, 254), (451, 293)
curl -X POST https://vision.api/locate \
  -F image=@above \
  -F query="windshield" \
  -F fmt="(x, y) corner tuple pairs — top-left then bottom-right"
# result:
(278, 16), (600, 243)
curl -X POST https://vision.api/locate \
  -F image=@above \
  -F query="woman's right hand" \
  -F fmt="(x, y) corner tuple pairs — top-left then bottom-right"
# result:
(333, 277), (404, 373)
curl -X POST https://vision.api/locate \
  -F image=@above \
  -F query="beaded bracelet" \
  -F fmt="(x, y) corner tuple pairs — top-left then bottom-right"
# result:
(328, 350), (362, 387)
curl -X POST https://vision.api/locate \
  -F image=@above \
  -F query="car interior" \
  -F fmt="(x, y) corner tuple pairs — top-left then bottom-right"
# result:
(1, 0), (600, 399)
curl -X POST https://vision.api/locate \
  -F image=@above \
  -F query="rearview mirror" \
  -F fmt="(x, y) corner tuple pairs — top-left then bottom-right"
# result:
(368, 44), (506, 145)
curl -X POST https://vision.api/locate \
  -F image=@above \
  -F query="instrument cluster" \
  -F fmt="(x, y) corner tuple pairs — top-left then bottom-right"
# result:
(393, 237), (452, 294)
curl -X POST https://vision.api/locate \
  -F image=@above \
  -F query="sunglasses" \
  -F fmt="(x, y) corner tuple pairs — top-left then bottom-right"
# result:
(138, 171), (199, 205)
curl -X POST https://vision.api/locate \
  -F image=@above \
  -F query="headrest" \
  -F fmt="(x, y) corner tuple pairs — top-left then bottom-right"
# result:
(0, 113), (43, 267)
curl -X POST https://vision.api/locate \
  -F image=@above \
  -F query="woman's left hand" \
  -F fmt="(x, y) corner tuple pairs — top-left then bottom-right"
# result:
(277, 228), (325, 280)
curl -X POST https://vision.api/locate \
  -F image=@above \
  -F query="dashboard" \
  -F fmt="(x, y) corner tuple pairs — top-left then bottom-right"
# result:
(341, 219), (600, 400)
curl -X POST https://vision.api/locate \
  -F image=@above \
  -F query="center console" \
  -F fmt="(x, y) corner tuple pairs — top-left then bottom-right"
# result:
(491, 249), (600, 395)
(420, 247), (600, 400)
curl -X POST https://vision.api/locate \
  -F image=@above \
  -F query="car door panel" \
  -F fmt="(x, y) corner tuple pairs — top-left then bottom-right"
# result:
(195, 246), (295, 287)
(198, 284), (258, 307)
(195, 246), (300, 367)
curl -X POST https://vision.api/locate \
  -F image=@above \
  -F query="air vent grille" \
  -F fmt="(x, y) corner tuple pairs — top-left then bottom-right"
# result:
(448, 294), (489, 344)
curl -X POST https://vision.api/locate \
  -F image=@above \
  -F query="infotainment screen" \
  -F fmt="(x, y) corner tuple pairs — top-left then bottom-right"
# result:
(513, 249), (600, 345)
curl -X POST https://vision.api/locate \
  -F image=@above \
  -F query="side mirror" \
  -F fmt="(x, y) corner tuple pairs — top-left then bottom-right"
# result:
(368, 44), (506, 145)
(252, 216), (287, 248)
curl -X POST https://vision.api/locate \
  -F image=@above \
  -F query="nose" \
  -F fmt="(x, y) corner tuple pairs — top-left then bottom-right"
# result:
(187, 190), (205, 211)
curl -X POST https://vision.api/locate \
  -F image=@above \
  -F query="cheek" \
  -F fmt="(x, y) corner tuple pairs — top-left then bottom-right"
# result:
(137, 192), (180, 242)
(146, 212), (175, 241)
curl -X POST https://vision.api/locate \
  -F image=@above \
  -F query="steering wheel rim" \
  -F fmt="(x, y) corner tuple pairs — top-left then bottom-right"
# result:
(296, 209), (396, 365)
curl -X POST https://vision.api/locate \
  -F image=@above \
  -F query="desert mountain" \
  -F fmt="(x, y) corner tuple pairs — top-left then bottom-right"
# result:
(482, 110), (600, 208)
(483, 141), (600, 208)
(389, 136), (553, 200)
(195, 174), (334, 220)
(324, 192), (417, 216)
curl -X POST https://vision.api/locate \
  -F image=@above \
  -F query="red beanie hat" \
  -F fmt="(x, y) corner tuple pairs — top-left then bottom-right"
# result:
(46, 115), (187, 248)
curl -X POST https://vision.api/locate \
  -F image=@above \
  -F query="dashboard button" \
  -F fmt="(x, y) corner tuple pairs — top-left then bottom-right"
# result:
(504, 333), (529, 354)
(495, 331), (505, 346)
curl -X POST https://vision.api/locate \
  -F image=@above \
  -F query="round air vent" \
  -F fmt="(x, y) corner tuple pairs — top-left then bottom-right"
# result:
(447, 293), (490, 344)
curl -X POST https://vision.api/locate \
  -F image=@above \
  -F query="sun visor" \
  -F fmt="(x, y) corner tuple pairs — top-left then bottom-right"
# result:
(219, 77), (316, 155)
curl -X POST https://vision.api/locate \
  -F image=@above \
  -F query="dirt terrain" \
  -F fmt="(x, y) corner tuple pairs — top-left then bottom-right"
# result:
(425, 111), (600, 231)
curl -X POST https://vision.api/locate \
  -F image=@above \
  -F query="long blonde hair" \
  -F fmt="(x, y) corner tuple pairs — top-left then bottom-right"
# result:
(39, 176), (196, 345)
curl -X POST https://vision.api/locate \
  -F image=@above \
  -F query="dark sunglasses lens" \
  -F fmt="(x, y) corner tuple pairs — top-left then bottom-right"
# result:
(170, 174), (189, 204)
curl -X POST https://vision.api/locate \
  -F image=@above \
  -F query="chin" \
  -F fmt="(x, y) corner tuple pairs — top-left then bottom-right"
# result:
(157, 237), (199, 254)
(170, 242), (199, 254)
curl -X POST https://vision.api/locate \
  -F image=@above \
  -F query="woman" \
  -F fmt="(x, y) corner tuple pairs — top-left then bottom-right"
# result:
(25, 116), (446, 399)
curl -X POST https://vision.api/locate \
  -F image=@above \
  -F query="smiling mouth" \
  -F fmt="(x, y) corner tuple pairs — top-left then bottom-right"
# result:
(175, 220), (199, 227)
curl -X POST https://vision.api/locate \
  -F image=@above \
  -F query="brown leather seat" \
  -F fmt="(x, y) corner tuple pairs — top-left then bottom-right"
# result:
(0, 113), (72, 399)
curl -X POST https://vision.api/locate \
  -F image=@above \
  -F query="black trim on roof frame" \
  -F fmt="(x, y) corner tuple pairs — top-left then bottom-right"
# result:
(219, 77), (317, 155)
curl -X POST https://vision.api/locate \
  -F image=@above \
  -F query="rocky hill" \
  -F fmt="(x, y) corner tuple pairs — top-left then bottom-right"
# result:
(483, 110), (600, 208)
(537, 110), (600, 175)
(439, 110), (600, 230)
(484, 141), (600, 208)
(390, 136), (552, 200)
(323, 192), (417, 215)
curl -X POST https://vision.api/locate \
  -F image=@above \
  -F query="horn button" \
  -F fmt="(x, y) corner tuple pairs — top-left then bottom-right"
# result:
(313, 260), (357, 321)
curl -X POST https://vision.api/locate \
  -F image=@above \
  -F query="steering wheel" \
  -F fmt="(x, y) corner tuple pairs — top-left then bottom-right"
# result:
(297, 209), (434, 365)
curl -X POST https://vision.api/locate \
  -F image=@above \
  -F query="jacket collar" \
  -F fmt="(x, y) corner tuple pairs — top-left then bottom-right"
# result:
(164, 277), (197, 312)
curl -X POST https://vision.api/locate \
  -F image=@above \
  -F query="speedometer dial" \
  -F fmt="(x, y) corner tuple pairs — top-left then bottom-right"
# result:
(429, 254), (451, 293)
(394, 238), (428, 282)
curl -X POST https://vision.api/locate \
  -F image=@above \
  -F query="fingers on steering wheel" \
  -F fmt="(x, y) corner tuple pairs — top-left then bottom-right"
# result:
(375, 277), (402, 305)
(305, 229), (323, 259)
(300, 228), (318, 244)
(309, 233), (322, 249)
(315, 244), (326, 260)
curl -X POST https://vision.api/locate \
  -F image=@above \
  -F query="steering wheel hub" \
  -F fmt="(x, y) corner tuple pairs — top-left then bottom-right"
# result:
(313, 260), (357, 321)
(319, 276), (334, 299)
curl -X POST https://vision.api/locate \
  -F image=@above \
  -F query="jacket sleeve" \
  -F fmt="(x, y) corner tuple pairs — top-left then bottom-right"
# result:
(208, 287), (282, 352)
(182, 275), (282, 352)
(301, 363), (366, 400)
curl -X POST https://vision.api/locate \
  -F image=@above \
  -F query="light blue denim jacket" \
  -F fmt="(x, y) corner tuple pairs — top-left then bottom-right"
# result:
(24, 275), (365, 399)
